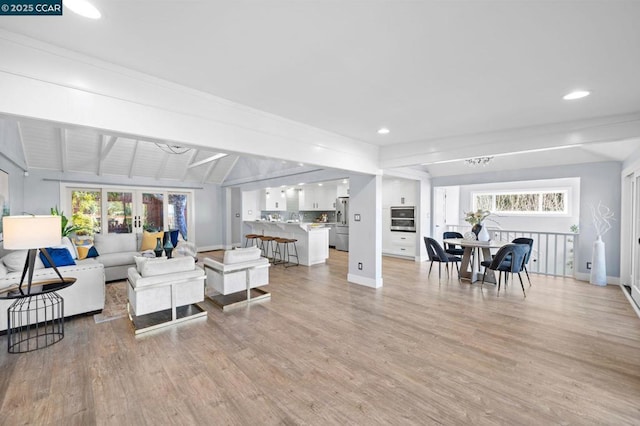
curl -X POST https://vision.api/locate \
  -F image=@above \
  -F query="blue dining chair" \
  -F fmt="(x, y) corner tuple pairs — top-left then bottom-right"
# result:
(443, 231), (464, 256)
(512, 237), (534, 285)
(481, 243), (529, 297)
(424, 237), (461, 280)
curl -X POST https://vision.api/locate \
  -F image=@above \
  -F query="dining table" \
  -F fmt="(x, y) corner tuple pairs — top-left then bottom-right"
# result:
(443, 238), (509, 284)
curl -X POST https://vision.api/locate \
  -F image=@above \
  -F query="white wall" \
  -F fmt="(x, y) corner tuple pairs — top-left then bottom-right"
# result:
(432, 162), (622, 277)
(348, 174), (383, 288)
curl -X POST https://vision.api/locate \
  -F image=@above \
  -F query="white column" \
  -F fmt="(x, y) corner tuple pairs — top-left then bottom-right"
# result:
(347, 174), (383, 288)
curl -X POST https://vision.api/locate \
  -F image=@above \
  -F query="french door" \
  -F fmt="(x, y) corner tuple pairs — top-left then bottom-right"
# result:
(63, 185), (193, 240)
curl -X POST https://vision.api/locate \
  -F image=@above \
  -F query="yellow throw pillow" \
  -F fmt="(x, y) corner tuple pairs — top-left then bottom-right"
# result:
(141, 231), (164, 251)
(77, 245), (100, 260)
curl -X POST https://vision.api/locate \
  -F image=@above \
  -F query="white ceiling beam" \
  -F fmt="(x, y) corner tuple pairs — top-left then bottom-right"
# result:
(181, 149), (199, 181)
(100, 135), (118, 160)
(98, 135), (117, 176)
(218, 155), (239, 185)
(128, 140), (139, 178)
(188, 153), (227, 169)
(15, 121), (29, 171)
(59, 128), (68, 173)
(202, 158), (220, 184)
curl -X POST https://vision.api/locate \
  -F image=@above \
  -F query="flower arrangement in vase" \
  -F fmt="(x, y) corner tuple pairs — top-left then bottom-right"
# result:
(464, 209), (493, 241)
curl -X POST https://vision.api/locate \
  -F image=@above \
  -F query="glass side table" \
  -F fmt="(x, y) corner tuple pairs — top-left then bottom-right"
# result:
(1, 278), (76, 353)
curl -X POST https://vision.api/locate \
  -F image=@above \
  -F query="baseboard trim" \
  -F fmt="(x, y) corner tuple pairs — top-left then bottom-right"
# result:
(347, 273), (383, 289)
(573, 272), (620, 285)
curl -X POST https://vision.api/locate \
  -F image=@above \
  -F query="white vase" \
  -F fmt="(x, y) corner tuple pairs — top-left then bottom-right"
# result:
(590, 235), (607, 286)
(477, 223), (491, 242)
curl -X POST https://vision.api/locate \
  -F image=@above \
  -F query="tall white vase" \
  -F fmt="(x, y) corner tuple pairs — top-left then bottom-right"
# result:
(590, 235), (607, 286)
(477, 223), (491, 242)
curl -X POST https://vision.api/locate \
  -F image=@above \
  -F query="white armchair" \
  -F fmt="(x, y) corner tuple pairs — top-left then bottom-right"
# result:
(127, 256), (206, 334)
(203, 247), (270, 309)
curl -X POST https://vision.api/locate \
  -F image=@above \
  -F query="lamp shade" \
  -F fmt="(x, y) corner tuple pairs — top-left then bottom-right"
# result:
(2, 215), (61, 249)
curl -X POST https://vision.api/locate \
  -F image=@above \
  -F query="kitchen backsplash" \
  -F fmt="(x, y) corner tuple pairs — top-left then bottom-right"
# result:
(261, 210), (337, 222)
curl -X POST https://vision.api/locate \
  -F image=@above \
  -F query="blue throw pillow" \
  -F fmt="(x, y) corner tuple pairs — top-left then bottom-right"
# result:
(39, 247), (76, 268)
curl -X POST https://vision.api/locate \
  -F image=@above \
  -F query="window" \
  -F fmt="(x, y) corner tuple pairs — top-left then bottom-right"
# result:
(70, 189), (102, 234)
(472, 190), (568, 215)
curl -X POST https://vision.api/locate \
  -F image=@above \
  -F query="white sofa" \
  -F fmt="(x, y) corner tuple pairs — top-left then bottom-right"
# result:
(0, 250), (105, 331)
(203, 247), (269, 295)
(93, 233), (141, 282)
(127, 256), (206, 333)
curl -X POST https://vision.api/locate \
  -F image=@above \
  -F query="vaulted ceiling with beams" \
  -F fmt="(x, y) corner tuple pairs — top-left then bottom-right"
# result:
(16, 119), (239, 184)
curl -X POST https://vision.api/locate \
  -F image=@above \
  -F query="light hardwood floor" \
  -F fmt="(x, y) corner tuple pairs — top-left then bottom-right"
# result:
(1, 250), (640, 425)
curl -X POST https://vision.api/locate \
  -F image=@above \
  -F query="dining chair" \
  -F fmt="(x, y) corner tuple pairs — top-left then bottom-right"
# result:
(512, 237), (534, 285)
(424, 237), (461, 280)
(481, 243), (529, 297)
(442, 231), (464, 256)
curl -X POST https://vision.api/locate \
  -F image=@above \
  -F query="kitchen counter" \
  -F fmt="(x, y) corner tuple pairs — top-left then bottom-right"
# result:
(245, 221), (329, 266)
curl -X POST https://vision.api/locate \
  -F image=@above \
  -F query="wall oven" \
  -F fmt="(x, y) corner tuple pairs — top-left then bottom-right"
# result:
(390, 206), (416, 232)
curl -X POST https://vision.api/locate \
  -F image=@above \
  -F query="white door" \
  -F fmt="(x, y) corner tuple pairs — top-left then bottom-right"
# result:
(433, 187), (446, 242)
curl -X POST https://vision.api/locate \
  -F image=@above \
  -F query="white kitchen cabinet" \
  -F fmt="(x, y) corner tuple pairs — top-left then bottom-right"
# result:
(382, 178), (418, 208)
(337, 182), (349, 197)
(382, 231), (417, 258)
(301, 185), (336, 210)
(261, 189), (287, 211)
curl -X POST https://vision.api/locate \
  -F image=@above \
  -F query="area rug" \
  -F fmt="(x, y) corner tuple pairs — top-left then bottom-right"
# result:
(94, 280), (128, 323)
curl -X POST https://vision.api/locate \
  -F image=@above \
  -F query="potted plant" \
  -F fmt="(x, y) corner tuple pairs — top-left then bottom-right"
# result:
(50, 206), (89, 237)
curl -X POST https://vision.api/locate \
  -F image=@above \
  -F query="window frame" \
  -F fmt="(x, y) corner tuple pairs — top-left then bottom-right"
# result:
(471, 188), (570, 216)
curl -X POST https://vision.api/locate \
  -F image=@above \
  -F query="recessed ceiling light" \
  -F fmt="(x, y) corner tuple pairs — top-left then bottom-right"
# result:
(65, 0), (101, 19)
(377, 127), (390, 135)
(298, 183), (305, 186)
(318, 183), (323, 186)
(563, 90), (590, 100)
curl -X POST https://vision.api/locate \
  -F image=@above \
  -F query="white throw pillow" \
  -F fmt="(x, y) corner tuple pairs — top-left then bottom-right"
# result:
(1, 250), (46, 272)
(0, 261), (7, 278)
(134, 256), (165, 273)
(223, 246), (261, 264)
(141, 256), (194, 277)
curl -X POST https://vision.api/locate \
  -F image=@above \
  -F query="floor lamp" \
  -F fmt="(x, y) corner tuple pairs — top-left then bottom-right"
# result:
(2, 215), (62, 295)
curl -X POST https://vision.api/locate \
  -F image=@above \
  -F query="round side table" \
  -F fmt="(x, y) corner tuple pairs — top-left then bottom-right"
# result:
(1, 278), (76, 353)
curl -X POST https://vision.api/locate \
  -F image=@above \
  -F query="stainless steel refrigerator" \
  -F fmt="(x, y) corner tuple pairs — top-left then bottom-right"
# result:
(335, 197), (349, 251)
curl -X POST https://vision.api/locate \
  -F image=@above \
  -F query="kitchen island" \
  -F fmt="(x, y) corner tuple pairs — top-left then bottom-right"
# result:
(244, 221), (329, 266)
